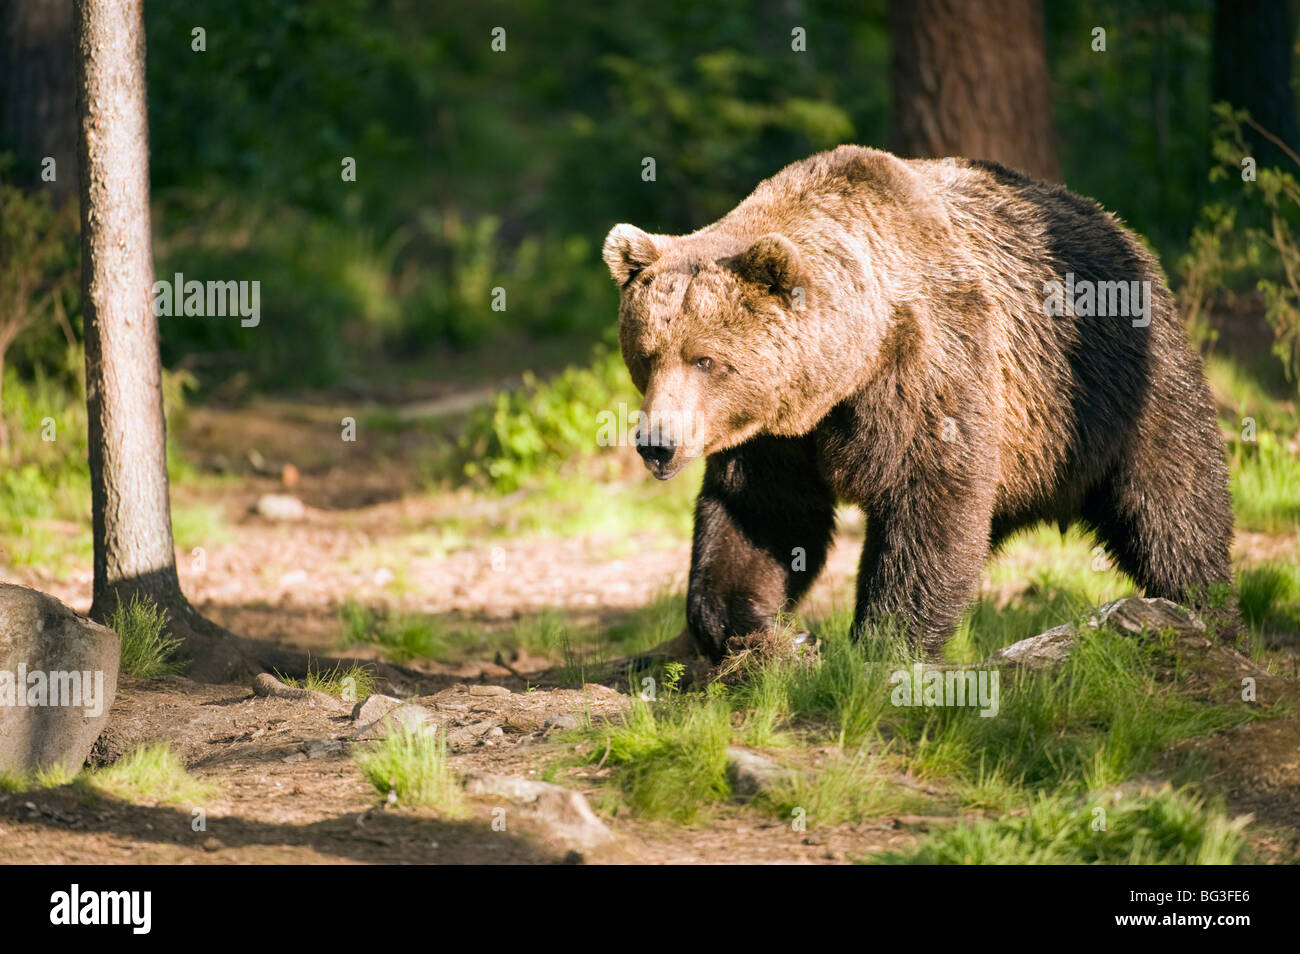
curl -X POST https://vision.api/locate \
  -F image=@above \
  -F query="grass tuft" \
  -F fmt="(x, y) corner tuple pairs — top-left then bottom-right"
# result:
(355, 727), (463, 813)
(109, 593), (184, 678)
(277, 661), (375, 701)
(82, 742), (215, 805)
(872, 788), (1250, 864)
(593, 694), (732, 822)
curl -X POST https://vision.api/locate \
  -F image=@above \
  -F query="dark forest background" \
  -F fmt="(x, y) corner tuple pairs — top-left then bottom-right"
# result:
(4, 0), (1297, 393)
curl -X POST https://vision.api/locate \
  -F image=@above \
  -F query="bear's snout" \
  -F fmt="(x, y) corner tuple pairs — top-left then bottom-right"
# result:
(635, 432), (681, 479)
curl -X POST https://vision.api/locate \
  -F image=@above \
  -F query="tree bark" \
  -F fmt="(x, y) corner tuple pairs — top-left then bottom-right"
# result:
(890, 0), (1060, 182)
(74, 0), (251, 682)
(1, 0), (78, 199)
(1213, 0), (1298, 170)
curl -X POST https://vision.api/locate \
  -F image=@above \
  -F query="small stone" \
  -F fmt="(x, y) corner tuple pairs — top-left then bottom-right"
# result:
(202, 837), (222, 852)
(544, 713), (581, 732)
(986, 624), (1075, 670)
(283, 752), (307, 763)
(350, 704), (437, 741)
(351, 694), (403, 724)
(469, 685), (511, 697)
(726, 747), (793, 799)
(1095, 597), (1205, 636)
(254, 493), (306, 521)
(463, 772), (613, 850)
(306, 739), (344, 758)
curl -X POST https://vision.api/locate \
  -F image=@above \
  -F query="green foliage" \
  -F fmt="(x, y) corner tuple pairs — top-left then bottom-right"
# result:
(1183, 104), (1300, 391)
(108, 594), (184, 679)
(757, 748), (915, 828)
(82, 743), (216, 805)
(1236, 563), (1300, 638)
(456, 345), (634, 492)
(0, 156), (80, 378)
(336, 600), (452, 663)
(355, 727), (462, 812)
(593, 694), (732, 822)
(728, 613), (1261, 799)
(1046, 0), (1217, 259)
(277, 661), (376, 701)
(873, 788), (1249, 865)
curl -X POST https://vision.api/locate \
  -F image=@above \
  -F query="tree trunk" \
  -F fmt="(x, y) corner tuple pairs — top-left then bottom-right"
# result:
(1213, 0), (1298, 170)
(74, 0), (250, 682)
(890, 0), (1060, 182)
(1, 0), (78, 199)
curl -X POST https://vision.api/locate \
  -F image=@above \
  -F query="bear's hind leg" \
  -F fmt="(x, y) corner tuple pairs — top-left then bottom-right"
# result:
(1083, 443), (1233, 611)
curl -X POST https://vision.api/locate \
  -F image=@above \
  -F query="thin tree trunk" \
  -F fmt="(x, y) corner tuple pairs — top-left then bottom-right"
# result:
(890, 0), (1060, 182)
(74, 0), (251, 682)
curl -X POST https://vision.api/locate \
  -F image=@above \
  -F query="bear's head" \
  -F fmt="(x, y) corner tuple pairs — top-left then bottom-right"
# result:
(603, 222), (830, 479)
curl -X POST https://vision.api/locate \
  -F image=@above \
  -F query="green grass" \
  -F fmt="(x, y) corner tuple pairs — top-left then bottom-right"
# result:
(591, 694), (732, 823)
(355, 726), (462, 812)
(1206, 354), (1300, 533)
(581, 602), (1269, 831)
(80, 742), (215, 806)
(0, 764), (77, 792)
(756, 747), (919, 828)
(872, 788), (1250, 864)
(337, 600), (453, 663)
(277, 661), (375, 701)
(1237, 562), (1300, 633)
(108, 593), (184, 679)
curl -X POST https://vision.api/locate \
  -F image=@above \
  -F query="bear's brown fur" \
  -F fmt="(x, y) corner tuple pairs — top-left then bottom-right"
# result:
(602, 145), (1234, 661)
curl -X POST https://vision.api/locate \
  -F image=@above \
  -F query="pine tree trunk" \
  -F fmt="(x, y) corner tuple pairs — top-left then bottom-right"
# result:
(890, 0), (1060, 182)
(1213, 0), (1298, 170)
(74, 0), (250, 682)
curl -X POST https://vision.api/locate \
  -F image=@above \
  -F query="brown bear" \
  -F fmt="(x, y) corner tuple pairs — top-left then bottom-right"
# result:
(602, 145), (1234, 662)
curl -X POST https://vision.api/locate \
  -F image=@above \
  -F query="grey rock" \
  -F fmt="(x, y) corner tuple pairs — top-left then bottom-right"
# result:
(986, 624), (1075, 670)
(446, 719), (499, 749)
(544, 713), (581, 732)
(350, 703), (437, 740)
(254, 494), (306, 521)
(463, 772), (613, 849)
(0, 584), (120, 774)
(726, 747), (792, 799)
(1094, 597), (1205, 636)
(351, 694), (403, 724)
(306, 738), (344, 758)
(987, 598), (1208, 671)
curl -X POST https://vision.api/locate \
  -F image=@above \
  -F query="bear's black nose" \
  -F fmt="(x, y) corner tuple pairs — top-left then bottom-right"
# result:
(636, 438), (677, 470)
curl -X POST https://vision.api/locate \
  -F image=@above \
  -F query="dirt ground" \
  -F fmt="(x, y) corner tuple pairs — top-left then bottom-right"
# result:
(4, 394), (1299, 864)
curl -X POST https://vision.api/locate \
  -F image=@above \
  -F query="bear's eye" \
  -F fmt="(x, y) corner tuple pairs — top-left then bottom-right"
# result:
(694, 356), (714, 372)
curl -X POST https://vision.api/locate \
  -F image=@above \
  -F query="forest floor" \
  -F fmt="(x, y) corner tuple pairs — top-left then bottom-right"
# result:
(3, 373), (1299, 864)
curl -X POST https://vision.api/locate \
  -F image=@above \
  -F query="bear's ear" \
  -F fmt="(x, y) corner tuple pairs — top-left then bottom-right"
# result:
(603, 223), (660, 287)
(737, 233), (803, 295)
